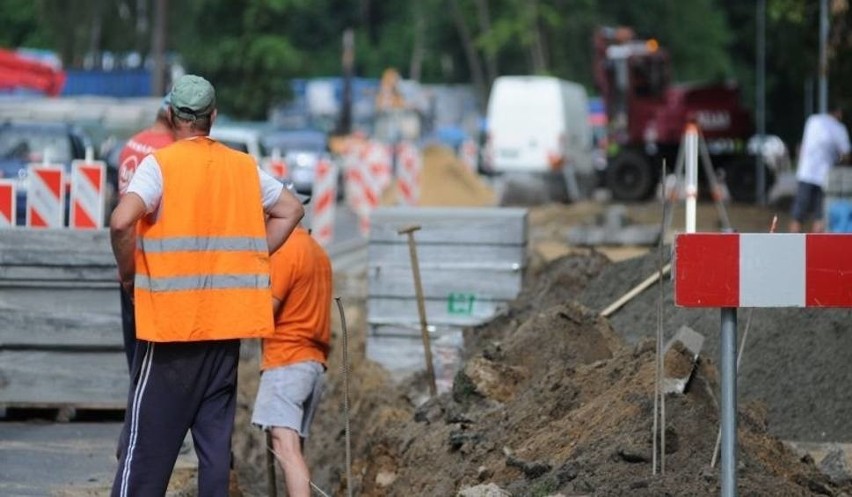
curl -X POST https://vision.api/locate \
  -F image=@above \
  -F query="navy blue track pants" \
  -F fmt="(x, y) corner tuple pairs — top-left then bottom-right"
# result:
(111, 339), (240, 497)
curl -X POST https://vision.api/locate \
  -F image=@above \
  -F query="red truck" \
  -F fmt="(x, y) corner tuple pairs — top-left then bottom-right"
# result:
(593, 26), (767, 202)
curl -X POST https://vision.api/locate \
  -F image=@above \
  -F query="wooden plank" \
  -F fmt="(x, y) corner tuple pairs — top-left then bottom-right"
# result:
(369, 207), (528, 245)
(367, 266), (522, 300)
(367, 243), (525, 270)
(367, 296), (506, 327)
(0, 350), (128, 408)
(0, 308), (122, 348)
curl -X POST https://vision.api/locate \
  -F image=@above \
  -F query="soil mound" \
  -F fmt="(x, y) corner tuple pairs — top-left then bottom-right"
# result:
(381, 145), (496, 207)
(577, 249), (852, 443)
(230, 201), (852, 496)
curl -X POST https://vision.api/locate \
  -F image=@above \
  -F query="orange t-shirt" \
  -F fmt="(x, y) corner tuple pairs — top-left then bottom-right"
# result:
(261, 227), (333, 370)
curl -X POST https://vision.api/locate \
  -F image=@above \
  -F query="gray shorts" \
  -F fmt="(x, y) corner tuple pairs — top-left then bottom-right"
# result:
(251, 361), (325, 438)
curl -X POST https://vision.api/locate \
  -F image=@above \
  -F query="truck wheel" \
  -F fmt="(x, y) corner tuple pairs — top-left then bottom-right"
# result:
(725, 160), (775, 204)
(606, 151), (655, 201)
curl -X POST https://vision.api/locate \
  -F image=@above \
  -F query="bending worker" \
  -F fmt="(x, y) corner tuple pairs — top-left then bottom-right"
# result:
(109, 74), (304, 496)
(252, 218), (332, 497)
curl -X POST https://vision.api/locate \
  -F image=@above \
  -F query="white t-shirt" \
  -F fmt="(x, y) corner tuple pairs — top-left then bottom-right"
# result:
(127, 151), (284, 215)
(796, 113), (851, 187)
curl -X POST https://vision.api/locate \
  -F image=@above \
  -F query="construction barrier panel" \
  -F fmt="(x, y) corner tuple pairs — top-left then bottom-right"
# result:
(311, 158), (337, 247)
(0, 180), (15, 228)
(262, 155), (289, 181)
(344, 140), (391, 236)
(69, 160), (106, 229)
(675, 232), (852, 308)
(26, 164), (65, 229)
(396, 141), (421, 206)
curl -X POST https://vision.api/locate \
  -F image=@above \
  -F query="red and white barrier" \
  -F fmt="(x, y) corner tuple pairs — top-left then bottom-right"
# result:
(675, 233), (852, 308)
(0, 180), (15, 228)
(344, 140), (391, 236)
(263, 149), (289, 181)
(26, 164), (65, 228)
(311, 158), (337, 247)
(396, 141), (421, 206)
(69, 160), (106, 229)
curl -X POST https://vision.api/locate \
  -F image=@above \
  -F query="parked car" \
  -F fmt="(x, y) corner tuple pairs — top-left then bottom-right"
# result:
(0, 121), (103, 226)
(260, 128), (333, 195)
(209, 123), (268, 162)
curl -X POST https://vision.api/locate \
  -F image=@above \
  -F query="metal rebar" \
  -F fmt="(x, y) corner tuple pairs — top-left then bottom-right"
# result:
(335, 297), (354, 497)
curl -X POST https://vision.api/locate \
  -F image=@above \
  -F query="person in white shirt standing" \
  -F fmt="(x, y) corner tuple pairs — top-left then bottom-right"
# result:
(789, 105), (851, 233)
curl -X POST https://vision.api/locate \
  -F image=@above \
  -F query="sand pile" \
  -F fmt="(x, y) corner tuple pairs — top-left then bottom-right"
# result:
(381, 145), (497, 207)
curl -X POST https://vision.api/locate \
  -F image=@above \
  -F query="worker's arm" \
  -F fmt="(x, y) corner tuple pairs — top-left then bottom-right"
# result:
(265, 187), (304, 254)
(110, 193), (147, 290)
(272, 296), (283, 315)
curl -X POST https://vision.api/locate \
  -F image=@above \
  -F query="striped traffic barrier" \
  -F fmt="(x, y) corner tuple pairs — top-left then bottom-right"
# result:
(396, 141), (421, 206)
(26, 164), (65, 228)
(69, 160), (106, 229)
(344, 140), (391, 236)
(674, 232), (852, 497)
(0, 180), (15, 228)
(263, 148), (289, 181)
(311, 158), (338, 247)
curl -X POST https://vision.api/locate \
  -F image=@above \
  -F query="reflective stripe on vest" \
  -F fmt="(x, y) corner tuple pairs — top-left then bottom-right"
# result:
(138, 235), (266, 253)
(135, 273), (270, 292)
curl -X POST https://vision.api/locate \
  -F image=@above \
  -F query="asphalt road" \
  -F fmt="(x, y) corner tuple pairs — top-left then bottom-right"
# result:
(0, 421), (122, 496)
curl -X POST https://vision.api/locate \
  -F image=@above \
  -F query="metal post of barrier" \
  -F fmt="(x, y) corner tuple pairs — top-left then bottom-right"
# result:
(685, 124), (699, 233)
(720, 307), (738, 497)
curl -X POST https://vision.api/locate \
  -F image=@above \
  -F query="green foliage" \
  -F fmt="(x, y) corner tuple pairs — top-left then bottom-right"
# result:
(0, 0), (44, 48)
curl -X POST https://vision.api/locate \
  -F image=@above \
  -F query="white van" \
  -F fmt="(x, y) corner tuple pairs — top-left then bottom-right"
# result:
(485, 76), (595, 202)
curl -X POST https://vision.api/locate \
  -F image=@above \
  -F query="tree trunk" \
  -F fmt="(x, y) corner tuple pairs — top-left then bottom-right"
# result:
(151, 0), (168, 96)
(449, 0), (487, 107)
(409, 4), (425, 81)
(473, 0), (498, 86)
(527, 0), (548, 73)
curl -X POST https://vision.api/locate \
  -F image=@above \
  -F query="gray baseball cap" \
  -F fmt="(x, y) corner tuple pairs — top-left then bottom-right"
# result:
(169, 75), (216, 120)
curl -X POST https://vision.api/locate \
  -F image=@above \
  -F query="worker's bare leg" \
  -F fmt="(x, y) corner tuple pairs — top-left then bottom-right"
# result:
(271, 426), (310, 497)
(812, 219), (826, 233)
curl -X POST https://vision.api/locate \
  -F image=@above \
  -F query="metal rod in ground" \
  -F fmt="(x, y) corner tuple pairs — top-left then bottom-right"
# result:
(334, 297), (354, 497)
(397, 225), (438, 397)
(266, 431), (277, 497)
(653, 160), (665, 476)
(720, 308), (739, 497)
(659, 159), (668, 475)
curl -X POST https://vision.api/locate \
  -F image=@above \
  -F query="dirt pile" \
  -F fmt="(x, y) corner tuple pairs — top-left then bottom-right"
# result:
(230, 201), (852, 496)
(381, 145), (497, 207)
